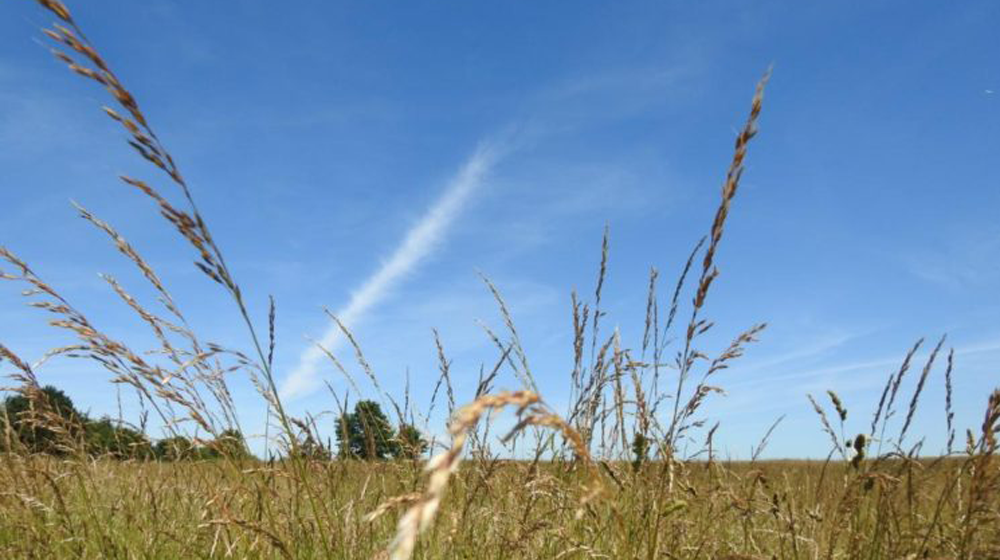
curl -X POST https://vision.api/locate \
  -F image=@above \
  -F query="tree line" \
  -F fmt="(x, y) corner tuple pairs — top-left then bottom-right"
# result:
(0, 385), (251, 460)
(2, 385), (427, 461)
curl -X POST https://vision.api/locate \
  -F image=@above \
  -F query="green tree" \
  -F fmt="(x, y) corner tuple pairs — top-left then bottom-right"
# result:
(209, 428), (251, 460)
(335, 400), (397, 460)
(154, 435), (197, 461)
(1, 385), (84, 454)
(395, 423), (428, 460)
(85, 417), (153, 459)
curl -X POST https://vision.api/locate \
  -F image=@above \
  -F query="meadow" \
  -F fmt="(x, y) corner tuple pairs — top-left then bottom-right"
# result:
(1, 1), (998, 558)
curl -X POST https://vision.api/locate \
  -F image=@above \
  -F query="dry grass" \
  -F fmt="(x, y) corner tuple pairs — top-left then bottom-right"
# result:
(1, 2), (998, 558)
(0, 455), (996, 558)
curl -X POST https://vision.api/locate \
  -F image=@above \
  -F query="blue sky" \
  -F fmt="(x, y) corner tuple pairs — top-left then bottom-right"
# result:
(1, 0), (998, 458)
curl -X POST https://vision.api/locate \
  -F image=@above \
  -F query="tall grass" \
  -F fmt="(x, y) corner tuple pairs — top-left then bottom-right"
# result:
(1, 1), (998, 558)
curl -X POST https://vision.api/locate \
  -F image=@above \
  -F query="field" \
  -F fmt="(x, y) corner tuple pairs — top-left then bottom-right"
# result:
(0, 455), (997, 558)
(2, 1), (999, 559)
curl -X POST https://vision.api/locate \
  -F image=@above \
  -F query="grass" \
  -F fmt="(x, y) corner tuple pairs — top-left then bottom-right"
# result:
(1, 1), (998, 558)
(0, 456), (995, 558)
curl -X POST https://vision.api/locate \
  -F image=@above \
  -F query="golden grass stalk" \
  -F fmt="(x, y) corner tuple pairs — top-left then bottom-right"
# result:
(31, 0), (299, 452)
(666, 68), (771, 454)
(378, 390), (601, 560)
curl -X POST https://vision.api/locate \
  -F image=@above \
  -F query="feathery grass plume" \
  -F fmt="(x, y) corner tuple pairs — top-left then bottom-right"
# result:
(573, 332), (616, 450)
(478, 273), (539, 393)
(431, 329), (456, 418)
(703, 421), (720, 467)
(72, 201), (185, 324)
(0, 343), (38, 388)
(323, 309), (404, 424)
(309, 335), (362, 397)
(695, 68), (771, 309)
(627, 350), (651, 446)
(610, 329), (629, 453)
(648, 235), (706, 421)
(808, 393), (845, 459)
(826, 390), (848, 459)
(827, 390), (847, 423)
(871, 371), (895, 438)
(662, 235), (706, 346)
(379, 391), (601, 560)
(590, 225), (610, 368)
(384, 391), (538, 560)
(473, 343), (510, 400)
(674, 323), (766, 445)
(958, 388), (1000, 557)
(899, 335), (945, 445)
(642, 266), (659, 358)
(980, 390), (1000, 452)
(570, 290), (589, 398)
(943, 348), (955, 454)
(667, 68), (770, 453)
(871, 338), (923, 440)
(364, 493), (424, 523)
(751, 415), (785, 462)
(0, 345), (94, 456)
(95, 272), (245, 434)
(267, 296), (276, 372)
(31, 0), (298, 452)
(1, 247), (212, 438)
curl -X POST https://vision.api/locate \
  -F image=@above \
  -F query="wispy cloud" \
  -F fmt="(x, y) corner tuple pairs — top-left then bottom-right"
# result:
(279, 139), (506, 399)
(731, 329), (863, 377)
(904, 227), (1000, 290)
(724, 334), (1000, 413)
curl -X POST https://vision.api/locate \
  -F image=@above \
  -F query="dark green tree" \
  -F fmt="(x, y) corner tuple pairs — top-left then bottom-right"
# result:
(154, 435), (196, 461)
(394, 423), (428, 460)
(631, 432), (650, 472)
(1, 385), (84, 454)
(335, 400), (397, 460)
(84, 417), (153, 459)
(209, 428), (251, 460)
(153, 431), (255, 461)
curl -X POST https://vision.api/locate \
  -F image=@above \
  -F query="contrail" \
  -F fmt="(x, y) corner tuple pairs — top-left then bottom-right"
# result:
(280, 140), (504, 400)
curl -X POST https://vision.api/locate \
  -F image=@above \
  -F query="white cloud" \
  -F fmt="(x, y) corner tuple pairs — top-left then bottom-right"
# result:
(279, 139), (506, 399)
